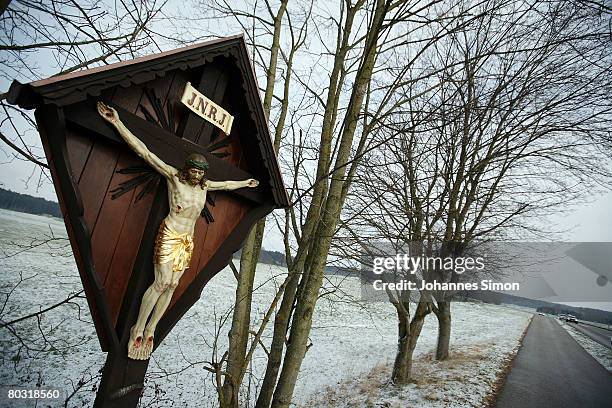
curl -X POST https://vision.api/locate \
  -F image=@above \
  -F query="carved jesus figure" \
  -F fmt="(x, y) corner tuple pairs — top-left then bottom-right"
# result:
(97, 102), (259, 360)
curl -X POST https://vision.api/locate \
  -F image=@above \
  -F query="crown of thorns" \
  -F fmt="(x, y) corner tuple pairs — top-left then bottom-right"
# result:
(185, 158), (209, 170)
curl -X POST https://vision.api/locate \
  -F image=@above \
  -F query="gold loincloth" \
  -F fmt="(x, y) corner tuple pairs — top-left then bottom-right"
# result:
(153, 220), (194, 273)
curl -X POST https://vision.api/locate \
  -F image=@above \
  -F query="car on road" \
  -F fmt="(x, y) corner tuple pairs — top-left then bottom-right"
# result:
(567, 316), (578, 323)
(538, 312), (546, 316)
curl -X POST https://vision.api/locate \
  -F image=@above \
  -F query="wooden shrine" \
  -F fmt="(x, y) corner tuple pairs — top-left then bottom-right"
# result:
(8, 34), (288, 407)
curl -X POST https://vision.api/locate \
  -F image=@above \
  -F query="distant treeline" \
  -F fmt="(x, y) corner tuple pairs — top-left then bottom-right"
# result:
(233, 248), (287, 267)
(0, 188), (61, 218)
(231, 249), (356, 275)
(461, 290), (612, 325)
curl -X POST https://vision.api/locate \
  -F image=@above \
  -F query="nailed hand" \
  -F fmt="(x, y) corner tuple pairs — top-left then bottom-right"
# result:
(97, 101), (119, 123)
(247, 179), (259, 188)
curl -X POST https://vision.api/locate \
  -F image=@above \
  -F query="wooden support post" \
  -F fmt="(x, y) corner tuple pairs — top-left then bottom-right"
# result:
(94, 178), (168, 407)
(94, 350), (149, 407)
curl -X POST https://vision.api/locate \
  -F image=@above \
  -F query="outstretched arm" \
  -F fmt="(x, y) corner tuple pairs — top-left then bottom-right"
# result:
(97, 102), (176, 179)
(206, 179), (259, 191)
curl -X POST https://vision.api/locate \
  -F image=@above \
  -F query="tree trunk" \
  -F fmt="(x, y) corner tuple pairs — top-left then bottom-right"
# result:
(256, 4), (362, 405)
(257, 219), (322, 408)
(219, 2), (289, 405)
(268, 3), (389, 405)
(435, 300), (451, 360)
(391, 300), (429, 384)
(220, 220), (265, 407)
(271, 248), (325, 408)
(255, 265), (301, 408)
(391, 305), (412, 384)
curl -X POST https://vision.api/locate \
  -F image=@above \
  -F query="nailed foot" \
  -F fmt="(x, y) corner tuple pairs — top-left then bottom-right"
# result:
(143, 334), (154, 358)
(127, 326), (151, 360)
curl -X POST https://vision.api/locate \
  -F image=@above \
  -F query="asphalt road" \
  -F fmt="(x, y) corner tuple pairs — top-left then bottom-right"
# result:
(567, 321), (612, 349)
(496, 315), (612, 408)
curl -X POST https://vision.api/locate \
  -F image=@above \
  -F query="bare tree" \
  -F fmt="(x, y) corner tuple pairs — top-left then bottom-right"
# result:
(340, 0), (612, 383)
(218, 0), (291, 405)
(260, 0), (498, 404)
(183, 1), (312, 406)
(423, 0), (612, 361)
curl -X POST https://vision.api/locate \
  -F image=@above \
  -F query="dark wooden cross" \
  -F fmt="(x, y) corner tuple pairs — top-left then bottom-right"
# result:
(64, 78), (266, 206)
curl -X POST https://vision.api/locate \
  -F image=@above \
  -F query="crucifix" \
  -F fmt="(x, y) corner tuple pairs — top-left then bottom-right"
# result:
(97, 102), (258, 360)
(8, 36), (289, 407)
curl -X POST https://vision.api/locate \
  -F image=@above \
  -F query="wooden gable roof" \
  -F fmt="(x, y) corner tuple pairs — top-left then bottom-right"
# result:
(8, 34), (289, 208)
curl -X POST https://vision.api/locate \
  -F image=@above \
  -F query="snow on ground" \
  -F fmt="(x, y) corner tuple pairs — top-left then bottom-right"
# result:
(0, 210), (531, 407)
(560, 322), (612, 372)
(304, 306), (531, 408)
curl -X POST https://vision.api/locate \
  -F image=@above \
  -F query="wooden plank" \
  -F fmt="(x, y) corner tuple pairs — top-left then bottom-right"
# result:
(112, 83), (145, 113)
(164, 70), (191, 133)
(178, 61), (230, 145)
(64, 216), (112, 349)
(78, 84), (145, 234)
(59, 88), (115, 183)
(199, 196), (247, 276)
(35, 105), (119, 350)
(199, 194), (241, 268)
(136, 74), (175, 128)
(78, 141), (120, 235)
(223, 93), (247, 171)
(65, 128), (94, 183)
(90, 151), (142, 284)
(223, 118), (244, 168)
(105, 181), (159, 326)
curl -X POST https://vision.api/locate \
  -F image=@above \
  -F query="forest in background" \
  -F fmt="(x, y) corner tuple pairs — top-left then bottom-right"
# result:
(0, 187), (61, 218)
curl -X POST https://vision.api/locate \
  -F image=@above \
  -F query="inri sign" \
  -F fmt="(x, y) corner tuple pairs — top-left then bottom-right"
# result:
(181, 81), (234, 134)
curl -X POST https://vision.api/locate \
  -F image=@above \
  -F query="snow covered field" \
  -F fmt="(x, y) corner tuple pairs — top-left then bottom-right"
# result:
(0, 210), (532, 407)
(304, 307), (531, 408)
